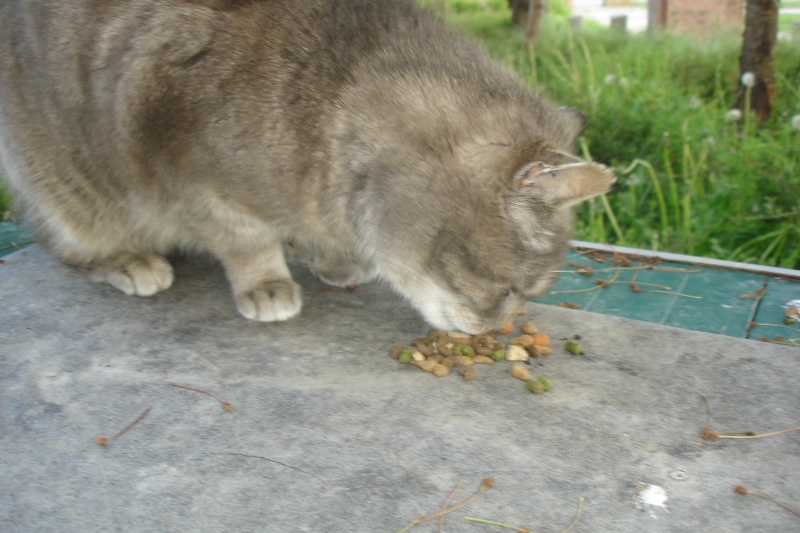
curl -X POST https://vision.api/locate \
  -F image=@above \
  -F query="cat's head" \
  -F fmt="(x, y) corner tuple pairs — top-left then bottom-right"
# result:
(349, 105), (616, 334)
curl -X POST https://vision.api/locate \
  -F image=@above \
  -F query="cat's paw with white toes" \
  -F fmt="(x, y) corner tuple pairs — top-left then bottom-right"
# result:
(87, 253), (174, 296)
(235, 279), (303, 322)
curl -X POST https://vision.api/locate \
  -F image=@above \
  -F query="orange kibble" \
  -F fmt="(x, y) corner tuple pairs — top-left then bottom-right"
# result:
(531, 333), (550, 346)
(497, 322), (514, 334)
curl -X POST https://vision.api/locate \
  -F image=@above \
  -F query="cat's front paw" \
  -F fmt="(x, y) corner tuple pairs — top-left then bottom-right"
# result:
(235, 279), (303, 322)
(87, 253), (174, 296)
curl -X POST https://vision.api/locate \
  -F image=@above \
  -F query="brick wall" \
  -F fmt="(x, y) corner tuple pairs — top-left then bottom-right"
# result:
(649, 0), (744, 35)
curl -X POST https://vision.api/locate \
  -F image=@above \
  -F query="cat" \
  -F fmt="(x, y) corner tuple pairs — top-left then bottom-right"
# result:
(0, 0), (615, 335)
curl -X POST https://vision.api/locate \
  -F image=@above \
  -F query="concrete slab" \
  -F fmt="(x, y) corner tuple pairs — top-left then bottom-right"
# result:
(1, 246), (799, 532)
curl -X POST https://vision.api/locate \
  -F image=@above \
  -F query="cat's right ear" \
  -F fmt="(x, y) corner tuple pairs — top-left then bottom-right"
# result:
(557, 107), (587, 139)
(514, 161), (616, 209)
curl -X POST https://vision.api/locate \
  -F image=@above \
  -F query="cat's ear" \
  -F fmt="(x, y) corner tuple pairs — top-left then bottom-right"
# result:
(558, 107), (587, 139)
(514, 161), (616, 209)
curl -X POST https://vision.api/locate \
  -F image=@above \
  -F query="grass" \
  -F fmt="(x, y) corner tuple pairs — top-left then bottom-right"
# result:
(0, 180), (12, 218)
(432, 0), (800, 269)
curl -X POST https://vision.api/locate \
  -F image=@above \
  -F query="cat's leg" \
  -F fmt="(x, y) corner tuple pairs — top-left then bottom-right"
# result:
(210, 233), (302, 322)
(33, 220), (175, 297)
(308, 250), (377, 288)
(83, 252), (174, 297)
(220, 243), (302, 321)
(284, 241), (376, 287)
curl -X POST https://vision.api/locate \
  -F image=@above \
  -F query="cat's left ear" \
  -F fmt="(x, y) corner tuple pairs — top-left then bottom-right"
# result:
(514, 161), (616, 209)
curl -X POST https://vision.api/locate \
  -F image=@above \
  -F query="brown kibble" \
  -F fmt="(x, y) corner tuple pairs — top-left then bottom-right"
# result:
(428, 353), (444, 364)
(458, 367), (477, 381)
(415, 360), (438, 372)
(521, 322), (538, 335)
(531, 344), (553, 356)
(436, 341), (453, 357)
(509, 335), (534, 347)
(511, 363), (532, 381)
(94, 437), (110, 446)
(472, 355), (494, 364)
(473, 334), (493, 348)
(454, 355), (474, 366)
(515, 307), (527, 315)
(432, 364), (449, 377)
(412, 339), (434, 357)
(440, 357), (458, 368)
(475, 346), (494, 356)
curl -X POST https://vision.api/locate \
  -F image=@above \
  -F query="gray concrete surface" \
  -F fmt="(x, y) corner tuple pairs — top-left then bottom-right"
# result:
(1, 245), (799, 532)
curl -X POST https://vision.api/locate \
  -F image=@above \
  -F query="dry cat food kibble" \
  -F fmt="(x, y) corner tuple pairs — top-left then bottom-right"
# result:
(390, 322), (562, 394)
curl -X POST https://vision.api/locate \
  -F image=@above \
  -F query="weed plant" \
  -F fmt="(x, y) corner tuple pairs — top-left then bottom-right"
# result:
(435, 0), (800, 268)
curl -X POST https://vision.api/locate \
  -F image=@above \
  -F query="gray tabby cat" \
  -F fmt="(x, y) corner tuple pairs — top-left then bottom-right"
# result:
(0, 0), (615, 334)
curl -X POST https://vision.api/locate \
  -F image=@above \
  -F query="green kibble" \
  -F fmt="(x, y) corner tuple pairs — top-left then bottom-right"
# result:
(461, 345), (476, 358)
(453, 344), (464, 356)
(565, 341), (584, 355)
(537, 376), (553, 391)
(490, 348), (506, 361)
(398, 349), (413, 364)
(526, 379), (545, 394)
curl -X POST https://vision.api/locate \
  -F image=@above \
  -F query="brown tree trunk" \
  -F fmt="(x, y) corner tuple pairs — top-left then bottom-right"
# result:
(509, 0), (529, 28)
(736, 0), (778, 124)
(526, 0), (549, 45)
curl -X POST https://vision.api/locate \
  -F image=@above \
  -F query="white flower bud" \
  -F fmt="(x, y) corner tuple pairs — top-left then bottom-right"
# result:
(604, 74), (617, 86)
(725, 109), (742, 122)
(791, 114), (800, 131)
(740, 72), (756, 88)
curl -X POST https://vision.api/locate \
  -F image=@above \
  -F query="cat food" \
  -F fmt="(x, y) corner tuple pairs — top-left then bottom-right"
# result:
(525, 377), (554, 394)
(531, 333), (550, 346)
(565, 341), (584, 355)
(505, 345), (529, 361)
(497, 322), (515, 334)
(510, 363), (532, 381)
(391, 322), (561, 393)
(458, 367), (478, 381)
